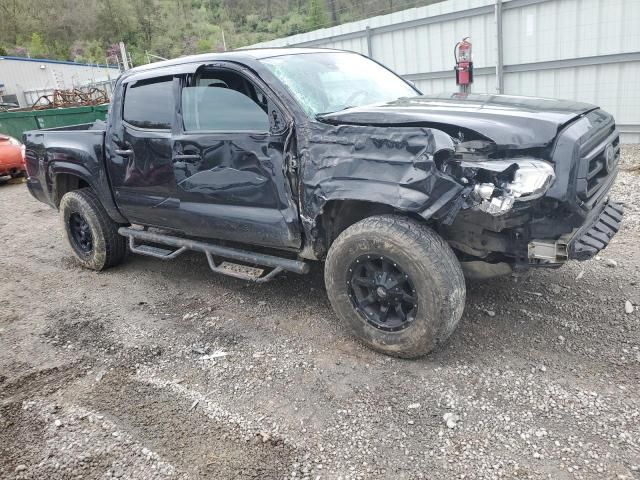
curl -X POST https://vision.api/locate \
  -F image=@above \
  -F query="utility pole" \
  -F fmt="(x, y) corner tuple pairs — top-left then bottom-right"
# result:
(221, 28), (227, 52)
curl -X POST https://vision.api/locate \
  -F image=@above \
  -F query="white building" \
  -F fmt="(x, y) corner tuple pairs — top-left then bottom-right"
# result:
(0, 56), (121, 108)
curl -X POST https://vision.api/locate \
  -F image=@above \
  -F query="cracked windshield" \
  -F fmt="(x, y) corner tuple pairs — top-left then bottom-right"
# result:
(261, 52), (418, 116)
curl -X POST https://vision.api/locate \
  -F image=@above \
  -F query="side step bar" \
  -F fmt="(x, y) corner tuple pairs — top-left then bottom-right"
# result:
(119, 227), (309, 283)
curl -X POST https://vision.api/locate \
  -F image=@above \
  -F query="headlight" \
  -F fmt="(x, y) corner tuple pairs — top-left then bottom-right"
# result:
(505, 159), (555, 201)
(461, 158), (555, 201)
(7, 136), (21, 146)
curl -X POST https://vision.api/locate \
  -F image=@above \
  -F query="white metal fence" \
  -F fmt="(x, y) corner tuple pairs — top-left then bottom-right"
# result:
(249, 0), (640, 143)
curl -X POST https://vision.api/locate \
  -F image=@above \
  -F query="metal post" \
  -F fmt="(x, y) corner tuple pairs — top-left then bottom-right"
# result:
(119, 42), (130, 70)
(495, 0), (504, 94)
(365, 26), (373, 58)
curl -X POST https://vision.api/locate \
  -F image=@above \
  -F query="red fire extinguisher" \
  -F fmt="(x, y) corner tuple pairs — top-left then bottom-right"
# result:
(454, 37), (473, 93)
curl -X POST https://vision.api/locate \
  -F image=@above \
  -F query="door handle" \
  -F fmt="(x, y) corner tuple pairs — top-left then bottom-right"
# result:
(115, 149), (133, 156)
(173, 154), (201, 162)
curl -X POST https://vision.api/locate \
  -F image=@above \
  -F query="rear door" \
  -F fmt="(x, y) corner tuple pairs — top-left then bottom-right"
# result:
(169, 63), (301, 249)
(106, 75), (180, 227)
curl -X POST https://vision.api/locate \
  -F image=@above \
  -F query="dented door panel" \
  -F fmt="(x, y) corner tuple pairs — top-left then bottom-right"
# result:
(111, 127), (179, 227)
(170, 132), (301, 248)
(173, 134), (276, 207)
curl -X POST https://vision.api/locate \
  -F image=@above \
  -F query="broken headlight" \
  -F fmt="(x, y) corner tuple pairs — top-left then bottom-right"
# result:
(454, 158), (556, 216)
(506, 159), (556, 200)
(466, 159), (556, 201)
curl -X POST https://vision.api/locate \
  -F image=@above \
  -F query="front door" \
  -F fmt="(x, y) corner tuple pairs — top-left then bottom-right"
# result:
(169, 65), (301, 249)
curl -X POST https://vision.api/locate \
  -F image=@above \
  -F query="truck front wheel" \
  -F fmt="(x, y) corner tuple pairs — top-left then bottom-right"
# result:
(59, 188), (126, 271)
(324, 215), (466, 358)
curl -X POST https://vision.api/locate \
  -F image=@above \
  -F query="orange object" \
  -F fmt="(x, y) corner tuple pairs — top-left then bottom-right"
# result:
(0, 134), (26, 177)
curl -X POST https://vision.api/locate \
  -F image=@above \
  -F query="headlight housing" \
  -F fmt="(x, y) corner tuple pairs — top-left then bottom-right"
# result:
(460, 158), (556, 201)
(450, 157), (556, 216)
(503, 159), (556, 201)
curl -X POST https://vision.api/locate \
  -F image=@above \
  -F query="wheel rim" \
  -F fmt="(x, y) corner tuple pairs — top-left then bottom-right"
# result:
(347, 255), (417, 332)
(69, 212), (93, 254)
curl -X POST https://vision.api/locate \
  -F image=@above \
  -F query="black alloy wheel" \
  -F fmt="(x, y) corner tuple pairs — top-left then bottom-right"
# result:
(325, 215), (466, 357)
(60, 188), (127, 270)
(68, 211), (93, 254)
(347, 255), (417, 332)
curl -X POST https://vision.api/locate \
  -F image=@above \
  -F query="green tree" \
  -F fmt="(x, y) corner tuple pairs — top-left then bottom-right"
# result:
(96, 0), (137, 44)
(307, 0), (327, 30)
(0, 0), (447, 61)
(135, 0), (160, 48)
(28, 32), (47, 58)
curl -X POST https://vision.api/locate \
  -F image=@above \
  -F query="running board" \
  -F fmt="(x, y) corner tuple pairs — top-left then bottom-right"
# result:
(119, 227), (309, 283)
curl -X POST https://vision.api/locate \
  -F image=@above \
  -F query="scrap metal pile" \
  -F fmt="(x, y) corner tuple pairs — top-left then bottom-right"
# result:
(31, 87), (109, 110)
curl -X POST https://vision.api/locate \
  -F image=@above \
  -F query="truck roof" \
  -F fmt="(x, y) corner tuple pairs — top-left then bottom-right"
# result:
(126, 47), (343, 75)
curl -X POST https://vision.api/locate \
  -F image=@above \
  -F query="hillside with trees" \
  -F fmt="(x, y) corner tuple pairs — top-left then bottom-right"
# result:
(0, 0), (442, 66)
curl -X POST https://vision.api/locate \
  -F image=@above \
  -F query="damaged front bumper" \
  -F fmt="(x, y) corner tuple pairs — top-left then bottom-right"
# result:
(438, 109), (623, 277)
(528, 199), (623, 264)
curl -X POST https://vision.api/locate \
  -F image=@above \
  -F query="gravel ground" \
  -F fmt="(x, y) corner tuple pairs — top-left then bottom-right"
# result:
(1, 146), (639, 480)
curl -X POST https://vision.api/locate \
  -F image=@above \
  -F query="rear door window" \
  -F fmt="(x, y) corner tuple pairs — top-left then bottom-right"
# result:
(123, 78), (174, 129)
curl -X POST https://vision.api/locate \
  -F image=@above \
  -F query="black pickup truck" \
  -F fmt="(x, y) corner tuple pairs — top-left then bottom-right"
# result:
(24, 48), (623, 357)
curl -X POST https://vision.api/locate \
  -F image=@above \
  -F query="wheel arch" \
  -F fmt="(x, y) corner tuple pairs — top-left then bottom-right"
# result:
(50, 162), (127, 223)
(52, 170), (91, 207)
(312, 198), (428, 259)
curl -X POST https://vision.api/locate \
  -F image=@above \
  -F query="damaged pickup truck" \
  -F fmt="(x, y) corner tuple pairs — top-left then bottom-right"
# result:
(24, 48), (623, 357)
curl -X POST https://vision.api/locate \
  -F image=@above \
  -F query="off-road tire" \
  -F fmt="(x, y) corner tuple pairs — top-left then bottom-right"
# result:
(324, 215), (466, 358)
(60, 188), (126, 270)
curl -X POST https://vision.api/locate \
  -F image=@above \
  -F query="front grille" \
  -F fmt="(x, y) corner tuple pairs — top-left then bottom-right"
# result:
(577, 124), (619, 209)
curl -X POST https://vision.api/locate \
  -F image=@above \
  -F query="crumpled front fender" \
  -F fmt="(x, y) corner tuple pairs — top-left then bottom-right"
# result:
(299, 123), (464, 234)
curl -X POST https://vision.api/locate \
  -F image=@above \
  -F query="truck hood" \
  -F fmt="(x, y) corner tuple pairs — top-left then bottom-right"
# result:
(318, 93), (599, 149)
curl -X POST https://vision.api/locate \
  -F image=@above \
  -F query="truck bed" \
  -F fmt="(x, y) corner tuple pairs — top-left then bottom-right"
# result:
(22, 123), (123, 222)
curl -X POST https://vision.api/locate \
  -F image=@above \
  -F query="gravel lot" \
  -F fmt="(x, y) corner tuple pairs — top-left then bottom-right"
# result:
(1, 146), (639, 480)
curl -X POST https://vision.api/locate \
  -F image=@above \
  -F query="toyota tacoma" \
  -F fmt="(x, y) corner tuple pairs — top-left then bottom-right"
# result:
(23, 48), (623, 357)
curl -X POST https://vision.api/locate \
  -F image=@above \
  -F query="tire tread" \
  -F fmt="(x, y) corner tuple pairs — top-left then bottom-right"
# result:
(325, 214), (465, 358)
(60, 188), (126, 270)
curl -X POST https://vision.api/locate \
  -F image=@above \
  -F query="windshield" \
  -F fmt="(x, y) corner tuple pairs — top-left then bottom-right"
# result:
(260, 52), (418, 117)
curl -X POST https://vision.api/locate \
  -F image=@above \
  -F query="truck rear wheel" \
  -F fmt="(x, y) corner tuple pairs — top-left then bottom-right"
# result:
(324, 215), (466, 358)
(59, 188), (126, 271)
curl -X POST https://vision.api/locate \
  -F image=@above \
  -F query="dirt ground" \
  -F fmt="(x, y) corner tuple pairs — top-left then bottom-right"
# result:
(1, 147), (639, 480)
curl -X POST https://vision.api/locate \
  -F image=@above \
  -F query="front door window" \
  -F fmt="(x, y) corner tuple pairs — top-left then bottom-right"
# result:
(181, 86), (269, 132)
